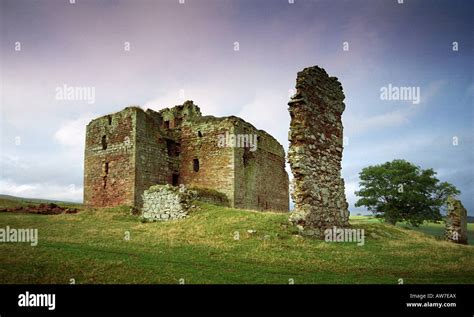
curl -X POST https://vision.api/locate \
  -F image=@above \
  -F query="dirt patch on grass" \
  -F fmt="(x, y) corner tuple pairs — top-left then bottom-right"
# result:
(0, 203), (78, 215)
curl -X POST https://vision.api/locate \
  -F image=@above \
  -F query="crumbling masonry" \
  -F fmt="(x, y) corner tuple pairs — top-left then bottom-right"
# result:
(84, 101), (289, 212)
(288, 66), (350, 237)
(445, 196), (468, 244)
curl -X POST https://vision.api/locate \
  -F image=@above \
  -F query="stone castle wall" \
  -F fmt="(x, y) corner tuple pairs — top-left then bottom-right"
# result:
(134, 109), (171, 207)
(288, 66), (350, 237)
(84, 101), (289, 212)
(233, 119), (289, 212)
(180, 117), (236, 205)
(84, 108), (138, 207)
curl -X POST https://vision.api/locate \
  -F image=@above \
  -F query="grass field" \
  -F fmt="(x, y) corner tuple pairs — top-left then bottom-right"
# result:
(0, 197), (473, 284)
(351, 215), (474, 246)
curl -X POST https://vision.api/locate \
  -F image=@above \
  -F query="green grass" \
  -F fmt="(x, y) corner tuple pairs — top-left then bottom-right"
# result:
(351, 215), (474, 245)
(0, 198), (473, 284)
(0, 196), (82, 209)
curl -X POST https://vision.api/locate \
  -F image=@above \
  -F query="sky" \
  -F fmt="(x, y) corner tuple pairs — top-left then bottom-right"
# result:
(1, 0), (473, 215)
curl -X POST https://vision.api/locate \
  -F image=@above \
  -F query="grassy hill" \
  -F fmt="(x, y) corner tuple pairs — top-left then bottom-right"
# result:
(0, 195), (82, 208)
(0, 196), (473, 284)
(351, 215), (474, 245)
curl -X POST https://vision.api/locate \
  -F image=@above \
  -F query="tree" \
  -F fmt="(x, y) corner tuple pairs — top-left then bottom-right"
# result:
(355, 159), (460, 226)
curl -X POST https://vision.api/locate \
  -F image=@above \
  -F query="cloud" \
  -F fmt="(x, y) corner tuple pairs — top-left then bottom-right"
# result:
(421, 80), (445, 105)
(1, 150), (84, 188)
(467, 83), (474, 96)
(344, 109), (409, 136)
(143, 86), (235, 117)
(54, 112), (95, 147)
(237, 91), (290, 149)
(344, 80), (445, 136)
(342, 130), (473, 213)
(1, 154), (29, 171)
(0, 180), (83, 202)
(344, 180), (369, 215)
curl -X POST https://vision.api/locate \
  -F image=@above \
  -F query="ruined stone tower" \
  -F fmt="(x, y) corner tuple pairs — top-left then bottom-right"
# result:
(84, 101), (289, 212)
(445, 197), (468, 244)
(288, 66), (350, 237)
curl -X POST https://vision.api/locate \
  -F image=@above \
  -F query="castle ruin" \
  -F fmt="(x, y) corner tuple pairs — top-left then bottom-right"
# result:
(288, 66), (350, 237)
(83, 101), (289, 212)
(445, 197), (469, 244)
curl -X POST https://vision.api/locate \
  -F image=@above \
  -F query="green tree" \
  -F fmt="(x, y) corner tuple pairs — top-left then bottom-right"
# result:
(355, 159), (460, 226)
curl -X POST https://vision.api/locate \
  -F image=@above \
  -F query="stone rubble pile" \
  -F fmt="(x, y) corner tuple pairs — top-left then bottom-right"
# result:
(141, 184), (197, 221)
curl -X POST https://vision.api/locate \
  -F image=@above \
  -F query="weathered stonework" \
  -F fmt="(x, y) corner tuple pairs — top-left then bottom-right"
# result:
(445, 197), (468, 244)
(190, 187), (230, 207)
(288, 66), (350, 237)
(84, 100), (289, 212)
(141, 184), (196, 221)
